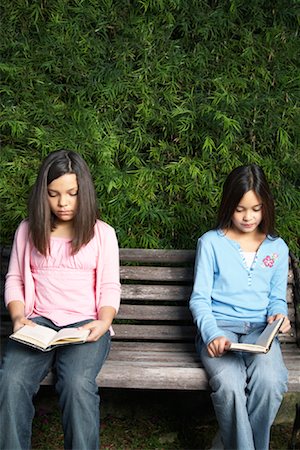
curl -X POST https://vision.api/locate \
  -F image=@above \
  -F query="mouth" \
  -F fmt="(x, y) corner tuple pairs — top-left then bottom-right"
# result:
(56, 211), (73, 216)
(241, 223), (255, 228)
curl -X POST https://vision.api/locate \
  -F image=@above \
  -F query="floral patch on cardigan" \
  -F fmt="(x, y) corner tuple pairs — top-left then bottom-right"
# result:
(261, 253), (278, 268)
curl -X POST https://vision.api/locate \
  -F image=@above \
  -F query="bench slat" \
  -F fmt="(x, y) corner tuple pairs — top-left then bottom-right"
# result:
(121, 284), (192, 301)
(117, 303), (295, 320)
(112, 324), (195, 340)
(120, 248), (195, 264)
(112, 323), (296, 343)
(121, 284), (294, 304)
(117, 304), (192, 321)
(120, 266), (193, 282)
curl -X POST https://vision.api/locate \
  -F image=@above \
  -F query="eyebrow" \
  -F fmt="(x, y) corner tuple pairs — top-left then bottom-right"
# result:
(237, 203), (262, 208)
(47, 187), (78, 193)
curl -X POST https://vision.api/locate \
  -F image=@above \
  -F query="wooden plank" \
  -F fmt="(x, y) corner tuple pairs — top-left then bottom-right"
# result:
(112, 324), (296, 343)
(120, 266), (193, 282)
(117, 304), (192, 321)
(121, 284), (192, 301)
(109, 341), (196, 352)
(41, 363), (300, 391)
(96, 365), (209, 390)
(120, 248), (195, 264)
(121, 284), (293, 304)
(109, 340), (300, 354)
(112, 324), (195, 340)
(1, 319), (297, 346)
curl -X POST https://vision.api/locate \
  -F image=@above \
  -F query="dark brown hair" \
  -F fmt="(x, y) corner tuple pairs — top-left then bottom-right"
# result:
(28, 150), (99, 255)
(216, 164), (275, 236)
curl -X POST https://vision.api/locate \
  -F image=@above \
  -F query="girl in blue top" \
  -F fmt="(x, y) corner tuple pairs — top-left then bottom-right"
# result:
(189, 164), (290, 450)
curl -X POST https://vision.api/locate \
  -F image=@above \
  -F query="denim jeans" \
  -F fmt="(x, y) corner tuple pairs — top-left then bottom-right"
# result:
(197, 320), (288, 450)
(0, 316), (111, 450)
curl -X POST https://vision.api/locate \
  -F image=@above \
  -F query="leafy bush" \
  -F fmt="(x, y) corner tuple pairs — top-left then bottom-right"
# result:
(1, 0), (299, 256)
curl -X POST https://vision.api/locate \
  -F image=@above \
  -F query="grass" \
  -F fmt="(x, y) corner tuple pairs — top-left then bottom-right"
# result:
(31, 387), (299, 450)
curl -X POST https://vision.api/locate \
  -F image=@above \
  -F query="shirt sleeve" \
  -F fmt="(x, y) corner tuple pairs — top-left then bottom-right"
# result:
(96, 223), (121, 314)
(267, 240), (289, 317)
(4, 221), (28, 306)
(189, 236), (223, 345)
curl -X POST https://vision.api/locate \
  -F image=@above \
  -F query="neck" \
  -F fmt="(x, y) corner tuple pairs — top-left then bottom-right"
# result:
(224, 228), (266, 252)
(51, 220), (74, 238)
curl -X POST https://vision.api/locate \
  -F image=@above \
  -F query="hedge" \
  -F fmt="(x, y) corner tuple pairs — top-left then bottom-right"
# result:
(0, 0), (299, 256)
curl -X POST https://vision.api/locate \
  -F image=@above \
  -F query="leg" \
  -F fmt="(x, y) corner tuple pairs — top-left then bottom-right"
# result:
(0, 340), (54, 450)
(200, 348), (255, 450)
(55, 330), (111, 450)
(197, 332), (256, 450)
(242, 332), (288, 450)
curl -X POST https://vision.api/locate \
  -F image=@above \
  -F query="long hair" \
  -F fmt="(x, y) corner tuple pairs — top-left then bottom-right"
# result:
(28, 150), (99, 255)
(216, 164), (275, 236)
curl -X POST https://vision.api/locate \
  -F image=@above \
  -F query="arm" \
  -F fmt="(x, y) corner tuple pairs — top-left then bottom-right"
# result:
(81, 222), (121, 341)
(82, 306), (116, 342)
(267, 241), (291, 333)
(5, 221), (35, 330)
(7, 301), (35, 332)
(189, 235), (225, 348)
(5, 223), (27, 307)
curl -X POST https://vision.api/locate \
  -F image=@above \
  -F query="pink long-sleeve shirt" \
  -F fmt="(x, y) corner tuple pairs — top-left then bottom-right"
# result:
(5, 219), (121, 330)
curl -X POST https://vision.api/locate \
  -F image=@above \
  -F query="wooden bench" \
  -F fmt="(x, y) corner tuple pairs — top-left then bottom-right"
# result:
(1, 247), (300, 445)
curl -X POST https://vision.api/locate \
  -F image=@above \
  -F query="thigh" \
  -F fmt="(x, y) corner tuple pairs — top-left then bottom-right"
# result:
(54, 330), (111, 381)
(242, 335), (288, 386)
(197, 328), (246, 387)
(1, 339), (54, 385)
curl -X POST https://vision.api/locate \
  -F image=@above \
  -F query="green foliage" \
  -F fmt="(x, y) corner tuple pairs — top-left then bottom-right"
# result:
(0, 0), (299, 256)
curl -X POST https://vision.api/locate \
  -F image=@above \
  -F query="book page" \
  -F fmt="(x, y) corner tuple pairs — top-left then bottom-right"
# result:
(229, 343), (266, 353)
(11, 324), (57, 347)
(51, 327), (90, 345)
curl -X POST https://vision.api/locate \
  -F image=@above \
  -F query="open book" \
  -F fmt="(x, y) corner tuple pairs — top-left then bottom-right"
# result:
(9, 324), (90, 352)
(229, 317), (284, 354)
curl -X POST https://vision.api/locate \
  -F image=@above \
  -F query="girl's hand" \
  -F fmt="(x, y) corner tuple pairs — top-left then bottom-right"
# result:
(268, 314), (291, 334)
(80, 320), (110, 342)
(207, 336), (231, 358)
(12, 316), (35, 333)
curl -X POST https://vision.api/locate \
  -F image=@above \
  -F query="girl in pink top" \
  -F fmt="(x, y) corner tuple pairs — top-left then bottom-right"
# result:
(0, 150), (121, 450)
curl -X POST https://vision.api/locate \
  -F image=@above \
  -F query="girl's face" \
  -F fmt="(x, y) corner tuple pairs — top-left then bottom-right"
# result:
(47, 173), (78, 223)
(231, 190), (263, 235)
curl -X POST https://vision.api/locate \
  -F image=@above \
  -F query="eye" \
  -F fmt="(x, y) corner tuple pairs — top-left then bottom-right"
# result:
(69, 192), (78, 196)
(48, 192), (57, 198)
(235, 207), (243, 213)
(253, 205), (263, 212)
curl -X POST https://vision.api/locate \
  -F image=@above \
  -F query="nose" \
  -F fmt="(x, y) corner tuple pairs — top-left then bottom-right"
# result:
(58, 196), (68, 207)
(243, 210), (252, 221)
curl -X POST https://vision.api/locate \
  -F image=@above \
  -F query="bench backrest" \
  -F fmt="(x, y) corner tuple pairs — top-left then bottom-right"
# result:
(116, 249), (298, 346)
(0, 247), (298, 346)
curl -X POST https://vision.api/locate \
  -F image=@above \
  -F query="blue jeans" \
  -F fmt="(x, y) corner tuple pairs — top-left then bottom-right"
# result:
(197, 321), (288, 450)
(0, 317), (111, 450)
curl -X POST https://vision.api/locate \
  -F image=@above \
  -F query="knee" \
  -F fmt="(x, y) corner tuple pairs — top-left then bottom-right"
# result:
(56, 373), (97, 398)
(249, 361), (288, 394)
(210, 370), (245, 397)
(1, 368), (35, 400)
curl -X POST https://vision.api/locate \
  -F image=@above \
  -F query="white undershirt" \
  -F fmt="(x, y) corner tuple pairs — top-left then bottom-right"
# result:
(243, 251), (256, 269)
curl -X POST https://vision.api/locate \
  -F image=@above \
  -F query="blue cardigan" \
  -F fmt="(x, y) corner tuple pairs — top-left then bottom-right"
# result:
(189, 229), (289, 345)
